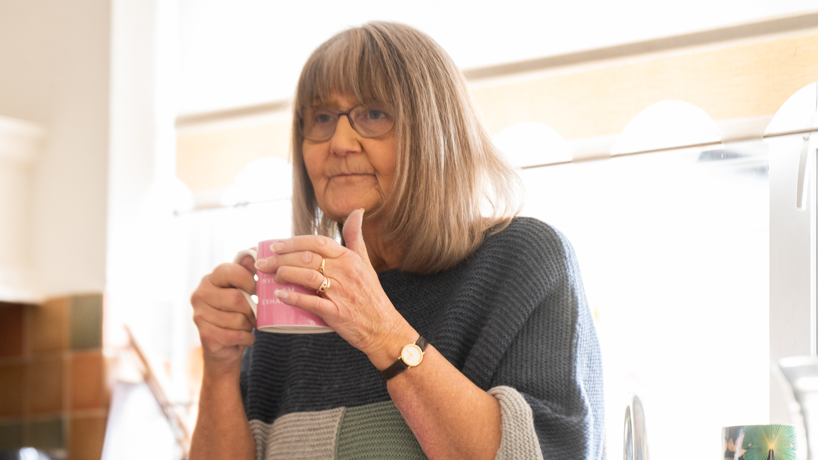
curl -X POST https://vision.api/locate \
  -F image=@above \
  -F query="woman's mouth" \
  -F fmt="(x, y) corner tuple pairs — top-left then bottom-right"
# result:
(332, 173), (374, 178)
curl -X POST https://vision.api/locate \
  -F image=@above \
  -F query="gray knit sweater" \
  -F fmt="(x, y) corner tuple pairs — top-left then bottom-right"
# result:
(240, 217), (605, 459)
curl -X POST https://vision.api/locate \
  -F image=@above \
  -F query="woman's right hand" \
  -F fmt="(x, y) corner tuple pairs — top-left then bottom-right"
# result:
(190, 254), (258, 377)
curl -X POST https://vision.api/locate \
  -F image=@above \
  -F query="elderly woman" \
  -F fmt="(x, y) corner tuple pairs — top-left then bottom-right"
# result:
(189, 22), (604, 460)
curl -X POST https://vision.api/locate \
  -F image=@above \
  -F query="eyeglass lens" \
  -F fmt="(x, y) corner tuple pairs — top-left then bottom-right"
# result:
(301, 104), (394, 141)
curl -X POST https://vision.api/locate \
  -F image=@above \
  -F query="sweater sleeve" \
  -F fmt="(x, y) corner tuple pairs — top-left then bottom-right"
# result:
(488, 228), (605, 460)
(489, 386), (545, 460)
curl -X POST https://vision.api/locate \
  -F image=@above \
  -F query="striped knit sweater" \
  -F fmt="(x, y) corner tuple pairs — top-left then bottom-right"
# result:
(240, 217), (605, 459)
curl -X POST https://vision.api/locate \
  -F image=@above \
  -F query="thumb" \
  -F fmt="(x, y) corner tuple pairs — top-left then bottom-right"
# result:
(343, 208), (369, 261)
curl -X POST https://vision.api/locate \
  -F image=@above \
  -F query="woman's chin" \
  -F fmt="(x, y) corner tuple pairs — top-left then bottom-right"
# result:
(322, 204), (369, 223)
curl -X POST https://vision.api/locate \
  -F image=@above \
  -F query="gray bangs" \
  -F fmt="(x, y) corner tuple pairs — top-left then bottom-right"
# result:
(295, 28), (398, 111)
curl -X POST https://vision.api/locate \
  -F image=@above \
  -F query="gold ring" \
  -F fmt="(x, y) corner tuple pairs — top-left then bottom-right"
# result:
(318, 258), (325, 275)
(317, 275), (330, 295)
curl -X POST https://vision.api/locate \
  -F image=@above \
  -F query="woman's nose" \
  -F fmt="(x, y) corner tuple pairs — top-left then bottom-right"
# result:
(330, 114), (361, 156)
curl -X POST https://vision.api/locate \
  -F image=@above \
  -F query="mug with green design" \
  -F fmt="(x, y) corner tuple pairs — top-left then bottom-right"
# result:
(723, 425), (797, 460)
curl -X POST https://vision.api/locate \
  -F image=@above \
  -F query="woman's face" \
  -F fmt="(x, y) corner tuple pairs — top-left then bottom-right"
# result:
(302, 93), (397, 223)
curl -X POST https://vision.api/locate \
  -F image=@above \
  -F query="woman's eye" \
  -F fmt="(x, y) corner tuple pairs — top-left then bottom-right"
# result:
(316, 114), (334, 124)
(367, 110), (386, 120)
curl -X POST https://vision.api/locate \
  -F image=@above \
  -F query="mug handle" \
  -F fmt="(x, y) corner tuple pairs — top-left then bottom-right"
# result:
(233, 249), (258, 317)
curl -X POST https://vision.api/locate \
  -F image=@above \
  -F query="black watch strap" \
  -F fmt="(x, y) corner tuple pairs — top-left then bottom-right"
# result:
(380, 336), (428, 381)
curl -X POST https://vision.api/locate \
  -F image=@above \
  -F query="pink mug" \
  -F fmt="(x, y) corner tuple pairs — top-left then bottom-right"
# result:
(233, 239), (333, 334)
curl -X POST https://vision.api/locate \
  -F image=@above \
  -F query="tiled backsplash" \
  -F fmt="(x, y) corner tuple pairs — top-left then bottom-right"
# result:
(0, 294), (108, 459)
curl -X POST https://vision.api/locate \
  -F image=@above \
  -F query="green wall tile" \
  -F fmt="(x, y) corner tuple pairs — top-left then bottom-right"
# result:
(70, 294), (102, 350)
(26, 417), (64, 449)
(0, 421), (23, 449)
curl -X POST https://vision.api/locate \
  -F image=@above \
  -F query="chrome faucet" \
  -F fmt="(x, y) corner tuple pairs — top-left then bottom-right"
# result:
(779, 356), (818, 460)
(624, 394), (650, 460)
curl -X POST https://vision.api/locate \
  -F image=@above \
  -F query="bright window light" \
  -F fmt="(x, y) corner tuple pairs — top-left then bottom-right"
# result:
(220, 157), (292, 207)
(141, 177), (195, 215)
(765, 82), (818, 136)
(493, 121), (571, 168)
(611, 100), (721, 155)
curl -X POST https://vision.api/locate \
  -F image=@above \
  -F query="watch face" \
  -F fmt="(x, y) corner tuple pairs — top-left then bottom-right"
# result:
(401, 344), (423, 367)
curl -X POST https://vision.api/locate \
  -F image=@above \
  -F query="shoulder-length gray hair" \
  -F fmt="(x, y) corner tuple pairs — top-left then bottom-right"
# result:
(291, 21), (523, 274)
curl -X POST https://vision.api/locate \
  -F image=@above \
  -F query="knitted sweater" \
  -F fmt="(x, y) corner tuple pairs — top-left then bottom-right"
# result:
(240, 217), (605, 459)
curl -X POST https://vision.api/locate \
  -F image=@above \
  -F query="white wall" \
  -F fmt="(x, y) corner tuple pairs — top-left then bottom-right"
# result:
(0, 117), (44, 302)
(0, 0), (111, 299)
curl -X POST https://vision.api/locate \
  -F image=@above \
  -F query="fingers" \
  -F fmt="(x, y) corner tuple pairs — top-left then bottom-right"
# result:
(236, 254), (257, 276)
(267, 235), (346, 259)
(342, 208), (369, 260)
(256, 211), (369, 277)
(191, 259), (261, 369)
(255, 250), (322, 274)
(194, 304), (255, 332)
(191, 275), (256, 326)
(196, 319), (256, 350)
(191, 285), (256, 363)
(273, 287), (336, 321)
(209, 262), (256, 294)
(275, 265), (328, 292)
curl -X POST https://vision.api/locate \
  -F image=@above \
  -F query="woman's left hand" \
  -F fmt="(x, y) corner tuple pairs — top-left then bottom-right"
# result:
(253, 209), (415, 368)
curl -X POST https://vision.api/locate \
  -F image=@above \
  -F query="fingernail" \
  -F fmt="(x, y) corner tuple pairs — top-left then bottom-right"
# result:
(359, 208), (365, 215)
(272, 242), (284, 252)
(255, 259), (268, 270)
(274, 289), (288, 299)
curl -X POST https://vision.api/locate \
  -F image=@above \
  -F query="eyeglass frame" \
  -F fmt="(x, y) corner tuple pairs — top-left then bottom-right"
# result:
(298, 103), (396, 142)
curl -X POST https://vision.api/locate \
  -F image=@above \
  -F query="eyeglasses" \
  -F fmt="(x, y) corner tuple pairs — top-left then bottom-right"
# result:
(299, 103), (395, 142)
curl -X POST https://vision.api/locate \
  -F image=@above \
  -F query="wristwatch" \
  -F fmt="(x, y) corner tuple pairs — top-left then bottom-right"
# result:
(380, 336), (428, 381)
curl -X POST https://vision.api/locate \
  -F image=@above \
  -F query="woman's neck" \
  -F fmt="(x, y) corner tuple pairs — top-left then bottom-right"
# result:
(360, 220), (402, 272)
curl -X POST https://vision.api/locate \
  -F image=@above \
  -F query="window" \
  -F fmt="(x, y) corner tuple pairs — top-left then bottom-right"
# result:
(520, 138), (769, 458)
